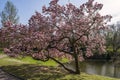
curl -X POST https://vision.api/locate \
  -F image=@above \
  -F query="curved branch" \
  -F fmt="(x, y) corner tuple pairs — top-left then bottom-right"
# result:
(48, 56), (76, 73)
(75, 21), (95, 43)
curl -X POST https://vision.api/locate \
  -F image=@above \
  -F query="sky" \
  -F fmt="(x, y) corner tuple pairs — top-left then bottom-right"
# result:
(0, 0), (120, 25)
(0, 0), (87, 25)
(96, 0), (120, 24)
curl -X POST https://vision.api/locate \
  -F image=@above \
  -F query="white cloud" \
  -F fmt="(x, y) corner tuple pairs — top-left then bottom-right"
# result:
(96, 0), (120, 24)
(59, 0), (120, 24)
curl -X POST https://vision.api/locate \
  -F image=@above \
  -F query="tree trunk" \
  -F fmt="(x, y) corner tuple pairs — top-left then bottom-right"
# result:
(48, 56), (80, 74)
(112, 48), (118, 62)
(74, 54), (80, 74)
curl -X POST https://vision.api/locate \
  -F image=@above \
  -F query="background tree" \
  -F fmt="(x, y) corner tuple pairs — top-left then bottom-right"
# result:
(0, 1), (19, 26)
(0, 1), (19, 48)
(3, 0), (111, 74)
(105, 22), (120, 60)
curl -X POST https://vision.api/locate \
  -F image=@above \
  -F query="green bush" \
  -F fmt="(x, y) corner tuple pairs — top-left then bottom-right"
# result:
(0, 48), (3, 54)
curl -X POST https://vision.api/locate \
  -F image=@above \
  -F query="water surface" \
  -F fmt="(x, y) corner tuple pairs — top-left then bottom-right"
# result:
(79, 61), (120, 78)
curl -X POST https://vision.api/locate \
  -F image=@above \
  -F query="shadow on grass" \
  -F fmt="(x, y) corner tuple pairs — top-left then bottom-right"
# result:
(1, 64), (68, 80)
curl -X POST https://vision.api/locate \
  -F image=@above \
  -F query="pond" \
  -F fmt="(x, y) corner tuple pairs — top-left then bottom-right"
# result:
(80, 61), (120, 78)
(66, 60), (120, 78)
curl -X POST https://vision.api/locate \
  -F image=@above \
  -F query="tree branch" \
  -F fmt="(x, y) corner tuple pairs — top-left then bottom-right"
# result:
(48, 56), (76, 73)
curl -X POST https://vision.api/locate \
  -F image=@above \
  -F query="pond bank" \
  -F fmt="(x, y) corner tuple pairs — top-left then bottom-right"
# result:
(79, 60), (120, 78)
(1, 64), (120, 80)
(0, 54), (119, 80)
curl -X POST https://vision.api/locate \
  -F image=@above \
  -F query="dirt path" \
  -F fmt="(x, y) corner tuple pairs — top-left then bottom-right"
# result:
(0, 54), (22, 80)
(0, 68), (21, 80)
(0, 54), (7, 59)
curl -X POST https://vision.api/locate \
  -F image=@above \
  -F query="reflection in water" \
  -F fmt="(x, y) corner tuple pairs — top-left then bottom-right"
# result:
(79, 61), (120, 78)
(114, 65), (120, 78)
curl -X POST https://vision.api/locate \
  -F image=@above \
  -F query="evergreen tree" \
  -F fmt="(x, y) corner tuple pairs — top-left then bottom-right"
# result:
(0, 1), (19, 26)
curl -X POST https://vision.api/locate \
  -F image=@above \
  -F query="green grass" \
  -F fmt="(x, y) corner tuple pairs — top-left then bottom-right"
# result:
(0, 54), (68, 67)
(59, 73), (120, 80)
(2, 64), (119, 80)
(0, 56), (26, 66)
(18, 56), (68, 66)
(0, 54), (119, 80)
(2, 64), (66, 80)
(21, 56), (58, 66)
(0, 48), (3, 54)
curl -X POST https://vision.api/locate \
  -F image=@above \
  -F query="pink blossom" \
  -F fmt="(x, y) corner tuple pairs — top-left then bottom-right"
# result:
(0, 0), (112, 74)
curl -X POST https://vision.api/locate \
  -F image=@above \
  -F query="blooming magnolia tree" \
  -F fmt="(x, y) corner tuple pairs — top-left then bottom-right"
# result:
(2, 0), (111, 74)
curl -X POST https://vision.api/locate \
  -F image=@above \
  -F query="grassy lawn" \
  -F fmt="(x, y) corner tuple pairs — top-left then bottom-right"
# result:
(0, 49), (3, 54)
(0, 54), (119, 80)
(19, 56), (68, 66)
(2, 64), (120, 80)
(0, 54), (68, 67)
(60, 73), (120, 80)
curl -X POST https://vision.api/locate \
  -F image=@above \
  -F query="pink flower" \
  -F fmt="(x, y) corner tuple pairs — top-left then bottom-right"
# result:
(4, 48), (11, 53)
